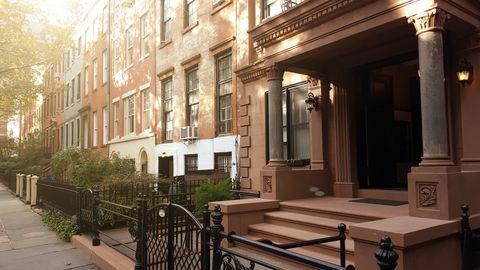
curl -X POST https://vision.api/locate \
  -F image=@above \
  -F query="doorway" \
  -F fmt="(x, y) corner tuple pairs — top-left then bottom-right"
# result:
(158, 156), (173, 178)
(356, 58), (423, 189)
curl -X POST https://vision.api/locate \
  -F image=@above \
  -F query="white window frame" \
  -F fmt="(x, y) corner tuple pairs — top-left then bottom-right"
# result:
(140, 13), (150, 58)
(85, 66), (89, 96)
(124, 95), (135, 135)
(141, 89), (151, 131)
(102, 50), (108, 84)
(103, 6), (108, 33)
(103, 107), (108, 145)
(93, 59), (98, 90)
(93, 111), (98, 147)
(113, 38), (120, 74)
(125, 27), (134, 68)
(76, 72), (81, 100)
(113, 102), (119, 138)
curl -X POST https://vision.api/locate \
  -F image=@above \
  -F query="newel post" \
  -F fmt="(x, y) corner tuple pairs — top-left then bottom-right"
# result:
(135, 194), (147, 270)
(202, 204), (211, 270)
(211, 205), (224, 270)
(375, 235), (399, 270)
(91, 187), (100, 246)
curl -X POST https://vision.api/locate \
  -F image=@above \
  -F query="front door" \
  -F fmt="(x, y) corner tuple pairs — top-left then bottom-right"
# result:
(158, 156), (173, 178)
(357, 60), (422, 189)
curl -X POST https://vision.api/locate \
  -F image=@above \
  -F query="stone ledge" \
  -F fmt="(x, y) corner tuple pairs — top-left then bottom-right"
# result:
(209, 198), (279, 214)
(350, 215), (460, 248)
(71, 234), (135, 270)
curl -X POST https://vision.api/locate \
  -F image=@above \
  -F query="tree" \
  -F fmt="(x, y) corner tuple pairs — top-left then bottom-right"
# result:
(0, 0), (80, 119)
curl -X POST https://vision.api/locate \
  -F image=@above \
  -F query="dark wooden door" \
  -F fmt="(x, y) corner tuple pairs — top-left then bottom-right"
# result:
(158, 156), (173, 178)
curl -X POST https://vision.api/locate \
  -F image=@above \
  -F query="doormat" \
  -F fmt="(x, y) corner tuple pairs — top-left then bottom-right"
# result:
(349, 198), (408, 206)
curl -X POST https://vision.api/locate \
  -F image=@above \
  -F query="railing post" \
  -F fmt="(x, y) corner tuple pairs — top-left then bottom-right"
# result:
(25, 174), (31, 203)
(91, 187), (100, 246)
(19, 174), (25, 198)
(338, 223), (347, 267)
(76, 187), (83, 232)
(375, 235), (399, 270)
(135, 194), (147, 270)
(202, 204), (211, 270)
(15, 174), (20, 196)
(461, 205), (472, 270)
(211, 205), (224, 270)
(167, 203), (174, 270)
(30, 175), (39, 206)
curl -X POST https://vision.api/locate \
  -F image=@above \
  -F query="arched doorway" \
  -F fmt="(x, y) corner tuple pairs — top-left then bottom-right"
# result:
(140, 151), (148, 174)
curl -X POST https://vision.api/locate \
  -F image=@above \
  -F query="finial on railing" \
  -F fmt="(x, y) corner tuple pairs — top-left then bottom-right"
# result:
(211, 205), (223, 226)
(338, 223), (347, 234)
(375, 235), (398, 270)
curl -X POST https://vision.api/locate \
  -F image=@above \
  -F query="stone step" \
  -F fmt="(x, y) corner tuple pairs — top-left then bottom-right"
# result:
(240, 234), (355, 267)
(264, 211), (356, 238)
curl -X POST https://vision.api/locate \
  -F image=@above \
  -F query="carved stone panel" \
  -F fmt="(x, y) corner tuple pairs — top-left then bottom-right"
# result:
(263, 176), (273, 193)
(418, 182), (438, 208)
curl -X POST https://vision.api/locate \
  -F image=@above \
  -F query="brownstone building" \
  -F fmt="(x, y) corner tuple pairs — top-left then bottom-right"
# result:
(107, 0), (158, 173)
(212, 0), (480, 269)
(154, 0), (239, 179)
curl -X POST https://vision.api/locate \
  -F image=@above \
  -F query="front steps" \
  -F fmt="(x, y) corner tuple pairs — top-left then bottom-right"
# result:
(235, 196), (409, 268)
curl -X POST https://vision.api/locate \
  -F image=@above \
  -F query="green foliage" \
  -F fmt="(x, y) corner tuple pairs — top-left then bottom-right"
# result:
(194, 180), (235, 213)
(51, 148), (136, 187)
(42, 210), (79, 241)
(15, 130), (50, 174)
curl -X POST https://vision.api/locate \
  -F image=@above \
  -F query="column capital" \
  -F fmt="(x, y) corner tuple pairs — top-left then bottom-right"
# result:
(266, 64), (284, 81)
(408, 8), (451, 35)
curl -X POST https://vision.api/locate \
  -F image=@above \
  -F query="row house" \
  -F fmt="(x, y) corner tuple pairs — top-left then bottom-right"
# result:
(153, 0), (239, 179)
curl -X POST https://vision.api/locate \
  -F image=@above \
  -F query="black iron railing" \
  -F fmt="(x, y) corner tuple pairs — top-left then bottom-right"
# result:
(461, 205), (480, 270)
(38, 180), (79, 215)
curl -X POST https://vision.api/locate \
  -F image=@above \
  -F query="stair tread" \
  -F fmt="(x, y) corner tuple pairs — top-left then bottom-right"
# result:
(242, 235), (355, 267)
(248, 223), (354, 252)
(265, 211), (356, 229)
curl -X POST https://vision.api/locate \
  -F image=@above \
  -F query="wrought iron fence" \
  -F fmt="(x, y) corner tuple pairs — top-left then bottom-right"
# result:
(0, 172), (16, 193)
(461, 204), (480, 270)
(37, 180), (80, 216)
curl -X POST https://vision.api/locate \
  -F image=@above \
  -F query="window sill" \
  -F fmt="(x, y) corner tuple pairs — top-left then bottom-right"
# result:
(182, 21), (199, 35)
(139, 53), (150, 62)
(211, 0), (232, 16)
(124, 64), (134, 71)
(159, 40), (172, 49)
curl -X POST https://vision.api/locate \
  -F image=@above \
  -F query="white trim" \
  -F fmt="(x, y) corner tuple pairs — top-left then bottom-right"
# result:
(139, 82), (150, 91)
(112, 96), (120, 103)
(121, 88), (137, 99)
(108, 131), (155, 145)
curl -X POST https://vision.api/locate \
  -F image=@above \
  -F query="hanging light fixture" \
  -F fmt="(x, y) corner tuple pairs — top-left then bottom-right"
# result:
(305, 92), (319, 112)
(457, 58), (473, 85)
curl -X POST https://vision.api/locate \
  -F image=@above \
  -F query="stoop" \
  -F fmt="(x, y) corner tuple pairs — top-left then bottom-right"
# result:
(71, 234), (135, 270)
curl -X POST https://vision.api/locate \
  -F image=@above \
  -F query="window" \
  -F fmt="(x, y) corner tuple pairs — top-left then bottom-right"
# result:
(263, 0), (302, 18)
(215, 152), (232, 173)
(216, 52), (232, 134)
(186, 67), (199, 127)
(125, 27), (134, 67)
(85, 66), (89, 96)
(77, 36), (82, 57)
(102, 50), (108, 84)
(76, 72), (81, 100)
(162, 78), (173, 141)
(65, 123), (69, 148)
(102, 6), (108, 33)
(113, 102), (119, 137)
(185, 154), (198, 173)
(113, 39), (120, 74)
(102, 107), (108, 145)
(76, 118), (80, 147)
(140, 13), (150, 58)
(161, 0), (172, 41)
(93, 59), (98, 90)
(71, 121), (74, 146)
(65, 83), (69, 107)
(124, 95), (135, 135)
(265, 83), (310, 161)
(85, 28), (90, 51)
(185, 0), (198, 27)
(93, 111), (98, 147)
(93, 18), (98, 42)
(141, 90), (151, 131)
(70, 78), (75, 104)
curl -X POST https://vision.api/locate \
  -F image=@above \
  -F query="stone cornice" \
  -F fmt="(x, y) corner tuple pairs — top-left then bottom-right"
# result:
(251, 0), (366, 49)
(237, 67), (267, 84)
(408, 8), (451, 35)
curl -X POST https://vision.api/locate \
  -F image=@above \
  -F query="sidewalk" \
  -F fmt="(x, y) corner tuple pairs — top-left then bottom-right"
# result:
(0, 183), (98, 270)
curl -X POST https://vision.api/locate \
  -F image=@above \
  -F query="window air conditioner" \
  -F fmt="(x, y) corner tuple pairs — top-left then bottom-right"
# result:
(180, 126), (198, 140)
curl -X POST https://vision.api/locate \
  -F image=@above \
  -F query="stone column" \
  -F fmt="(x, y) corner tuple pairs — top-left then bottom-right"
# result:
(266, 64), (285, 166)
(19, 174), (25, 198)
(31, 175), (39, 206)
(409, 8), (452, 165)
(26, 175), (31, 203)
(15, 174), (20, 196)
(308, 76), (328, 169)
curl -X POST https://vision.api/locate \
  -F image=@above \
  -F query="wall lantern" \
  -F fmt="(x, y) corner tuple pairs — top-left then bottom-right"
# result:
(305, 92), (319, 112)
(457, 58), (473, 85)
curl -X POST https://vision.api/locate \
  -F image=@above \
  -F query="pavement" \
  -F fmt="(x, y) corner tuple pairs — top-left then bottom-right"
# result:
(0, 183), (98, 270)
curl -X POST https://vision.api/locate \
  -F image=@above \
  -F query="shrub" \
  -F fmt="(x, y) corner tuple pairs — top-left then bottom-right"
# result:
(42, 210), (79, 241)
(194, 180), (235, 214)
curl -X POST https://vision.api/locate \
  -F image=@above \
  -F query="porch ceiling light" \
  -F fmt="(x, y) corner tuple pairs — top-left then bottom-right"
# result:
(305, 92), (319, 112)
(457, 58), (473, 85)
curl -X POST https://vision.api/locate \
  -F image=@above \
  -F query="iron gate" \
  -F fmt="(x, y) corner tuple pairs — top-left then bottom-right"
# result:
(137, 199), (205, 270)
